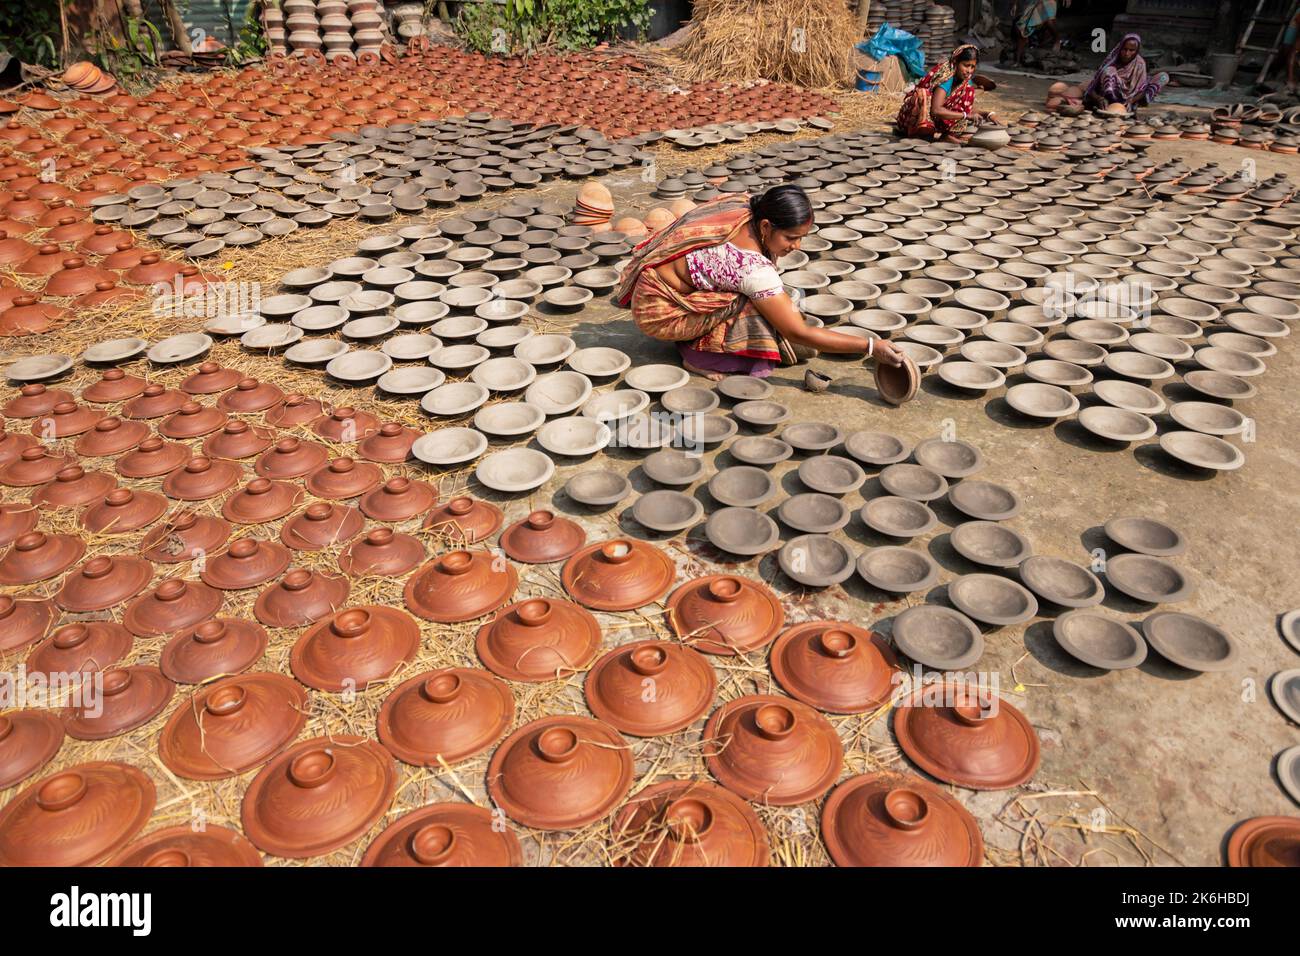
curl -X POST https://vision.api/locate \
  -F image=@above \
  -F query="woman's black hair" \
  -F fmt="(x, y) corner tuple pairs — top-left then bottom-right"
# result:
(954, 47), (979, 64)
(749, 184), (812, 231)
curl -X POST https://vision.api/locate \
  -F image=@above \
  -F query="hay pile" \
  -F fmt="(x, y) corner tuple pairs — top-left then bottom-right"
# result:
(671, 0), (861, 89)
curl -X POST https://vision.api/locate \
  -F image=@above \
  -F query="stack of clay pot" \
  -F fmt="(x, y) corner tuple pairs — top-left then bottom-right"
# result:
(263, 4), (288, 56)
(58, 62), (117, 96)
(572, 183), (614, 228)
(920, 5), (957, 68)
(350, 0), (386, 58)
(390, 2), (425, 40)
(284, 0), (323, 55)
(866, 2), (888, 34)
(317, 0), (354, 61)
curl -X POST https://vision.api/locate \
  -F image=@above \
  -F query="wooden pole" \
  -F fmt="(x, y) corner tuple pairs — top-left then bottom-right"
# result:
(857, 0), (872, 37)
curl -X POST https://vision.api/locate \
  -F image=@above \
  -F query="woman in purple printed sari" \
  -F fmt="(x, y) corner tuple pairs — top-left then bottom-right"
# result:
(1083, 34), (1168, 111)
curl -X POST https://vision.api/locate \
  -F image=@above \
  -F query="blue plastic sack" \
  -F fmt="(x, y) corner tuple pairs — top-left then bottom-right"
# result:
(858, 24), (925, 79)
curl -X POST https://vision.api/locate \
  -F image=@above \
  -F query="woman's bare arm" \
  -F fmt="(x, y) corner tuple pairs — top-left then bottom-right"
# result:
(752, 292), (904, 364)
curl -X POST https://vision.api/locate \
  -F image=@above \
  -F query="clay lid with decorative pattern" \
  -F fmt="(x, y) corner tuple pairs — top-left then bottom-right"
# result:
(377, 667), (514, 766)
(361, 804), (523, 867)
(254, 568), (350, 627)
(610, 779), (770, 867)
(665, 574), (785, 656)
(770, 621), (900, 714)
(585, 640), (716, 737)
(562, 538), (675, 612)
(422, 495), (503, 544)
(54, 554), (154, 612)
(0, 709), (65, 791)
(160, 618), (268, 685)
(405, 550), (518, 623)
(107, 824), (264, 867)
(290, 605), (421, 692)
(62, 665), (175, 740)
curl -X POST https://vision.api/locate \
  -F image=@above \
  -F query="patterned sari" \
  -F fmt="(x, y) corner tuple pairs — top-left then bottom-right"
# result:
(896, 45), (979, 140)
(1084, 34), (1164, 108)
(615, 196), (796, 364)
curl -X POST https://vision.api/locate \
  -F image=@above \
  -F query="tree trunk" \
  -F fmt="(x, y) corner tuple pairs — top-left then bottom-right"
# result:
(160, 0), (192, 54)
(856, 1), (872, 37)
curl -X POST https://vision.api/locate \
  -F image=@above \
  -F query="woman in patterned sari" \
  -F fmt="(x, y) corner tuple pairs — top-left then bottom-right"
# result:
(615, 185), (904, 381)
(896, 46), (1000, 142)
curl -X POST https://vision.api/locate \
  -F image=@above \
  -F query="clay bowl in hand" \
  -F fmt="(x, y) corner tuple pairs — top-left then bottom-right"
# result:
(855, 546), (940, 594)
(947, 573), (1038, 626)
(1052, 610), (1147, 669)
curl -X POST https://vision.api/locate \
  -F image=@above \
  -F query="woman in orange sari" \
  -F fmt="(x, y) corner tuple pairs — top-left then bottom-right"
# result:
(615, 185), (904, 381)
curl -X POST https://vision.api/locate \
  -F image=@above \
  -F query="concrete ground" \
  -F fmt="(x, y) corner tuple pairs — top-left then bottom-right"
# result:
(518, 77), (1300, 865)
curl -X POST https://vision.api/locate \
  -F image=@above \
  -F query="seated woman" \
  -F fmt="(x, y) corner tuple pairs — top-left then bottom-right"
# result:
(896, 45), (1001, 143)
(1047, 33), (1168, 113)
(615, 185), (904, 382)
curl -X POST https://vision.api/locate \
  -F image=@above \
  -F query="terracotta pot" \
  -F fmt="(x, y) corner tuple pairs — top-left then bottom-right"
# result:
(265, 393), (323, 427)
(665, 575), (785, 656)
(61, 666), (174, 741)
(0, 595), (54, 653)
(487, 716), (633, 831)
(27, 621), (133, 676)
(181, 361), (242, 395)
(241, 735), (396, 859)
(305, 457), (383, 500)
(0, 761), (154, 866)
(254, 568), (350, 627)
(80, 487), (167, 534)
(217, 378), (285, 413)
(159, 673), (310, 780)
(499, 510), (586, 564)
(561, 539), (675, 612)
(359, 476), (437, 521)
(892, 685), (1040, 790)
(54, 555), (153, 612)
(115, 436), (191, 479)
(222, 477), (305, 525)
(0, 501), (38, 546)
(31, 464), (116, 509)
(769, 622), (900, 715)
(279, 501), (364, 552)
(3, 384), (73, 420)
(404, 550), (518, 623)
(821, 771), (984, 867)
(377, 667), (514, 766)
(421, 495), (503, 544)
(123, 578), (224, 637)
(123, 383), (188, 420)
(475, 597), (601, 683)
(703, 694), (843, 806)
(584, 640), (717, 737)
(28, 401), (103, 439)
(0, 531), (85, 585)
(202, 421), (275, 461)
(201, 537), (291, 590)
(160, 618), (268, 685)
(291, 605), (421, 692)
(254, 437), (330, 480)
(0, 709), (64, 792)
(339, 527), (425, 576)
(313, 405), (379, 443)
(159, 402), (228, 440)
(107, 824), (264, 867)
(82, 369), (148, 404)
(141, 509), (232, 564)
(357, 421), (419, 462)
(361, 804), (523, 867)
(611, 780), (769, 867)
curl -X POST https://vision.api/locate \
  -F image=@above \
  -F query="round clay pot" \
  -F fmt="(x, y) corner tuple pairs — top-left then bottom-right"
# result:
(475, 597), (602, 683)
(422, 496), (503, 545)
(1051, 610), (1147, 670)
(359, 476), (437, 522)
(222, 478), (305, 525)
(31, 465), (116, 510)
(361, 804), (523, 867)
(610, 779), (769, 867)
(74, 417), (149, 458)
(255, 437), (330, 480)
(771, 622), (899, 714)
(160, 618), (268, 685)
(703, 694), (843, 805)
(280, 502), (364, 552)
(562, 539), (675, 612)
(821, 771), (983, 867)
(0, 595), (54, 654)
(377, 668), (514, 766)
(1141, 611), (1238, 672)
(291, 606), (421, 692)
(499, 510), (586, 564)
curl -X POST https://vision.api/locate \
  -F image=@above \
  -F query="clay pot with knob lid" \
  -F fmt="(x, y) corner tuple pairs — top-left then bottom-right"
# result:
(0, 501), (38, 546)
(80, 487), (167, 534)
(106, 825), (264, 867)
(62, 665), (175, 740)
(254, 436), (330, 480)
(160, 401), (228, 440)
(265, 393), (323, 427)
(561, 538), (676, 612)
(202, 420), (275, 460)
(770, 621), (900, 714)
(123, 383), (187, 420)
(141, 508), (232, 563)
(82, 368), (147, 403)
(27, 620), (133, 676)
(585, 640), (716, 736)
(217, 378), (285, 413)
(475, 596), (601, 682)
(0, 710), (65, 792)
(54, 554), (153, 612)
(0, 531), (85, 584)
(339, 526), (425, 576)
(377, 667), (514, 766)
(499, 509), (587, 564)
(1, 446), (78, 486)
(222, 477), (305, 524)
(181, 361), (242, 395)
(123, 578), (224, 637)
(75, 416), (148, 457)
(312, 405), (379, 443)
(404, 549), (518, 623)
(361, 804), (523, 867)
(3, 383), (73, 419)
(115, 435), (191, 478)
(358, 421), (418, 462)
(31, 464), (116, 509)
(162, 455), (242, 501)
(161, 618), (268, 684)
(290, 605), (421, 692)
(665, 574), (785, 655)
(201, 537), (291, 590)
(254, 568), (350, 627)
(280, 501), (364, 552)
(306, 456), (382, 500)
(28, 401), (104, 438)
(422, 495), (503, 544)
(610, 780), (769, 867)
(359, 475), (437, 521)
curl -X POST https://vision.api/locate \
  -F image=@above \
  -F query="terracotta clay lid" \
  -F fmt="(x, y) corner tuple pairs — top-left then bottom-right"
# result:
(281, 501), (364, 551)
(893, 684), (1041, 791)
(0, 709), (64, 791)
(611, 779), (769, 867)
(703, 694), (844, 805)
(1226, 816), (1300, 867)
(665, 574), (785, 656)
(123, 383), (187, 419)
(475, 597), (601, 682)
(29, 401), (104, 438)
(312, 405), (380, 442)
(422, 495), (504, 544)
(115, 435), (191, 478)
(487, 715), (634, 831)
(562, 538), (676, 612)
(264, 393), (323, 427)
(340, 527), (426, 576)
(3, 383), (74, 419)
(141, 509), (232, 563)
(202, 420), (275, 460)
(585, 640), (716, 737)
(181, 361), (242, 395)
(404, 550), (519, 623)
(0, 429), (37, 469)
(159, 401), (228, 439)
(201, 537), (291, 590)
(54, 554), (154, 612)
(0, 595), (53, 653)
(0, 501), (37, 546)
(821, 771), (984, 867)
(161, 617), (268, 684)
(359, 476), (437, 521)
(1, 446), (78, 486)
(241, 735), (397, 859)
(291, 605), (421, 692)
(74, 415), (149, 457)
(255, 568), (350, 627)
(62, 665), (176, 740)
(217, 378), (285, 413)
(222, 477), (304, 524)
(254, 436), (330, 479)
(358, 421), (419, 463)
(26, 621), (132, 675)
(0, 761), (155, 866)
(31, 464), (116, 509)
(107, 824), (264, 867)
(770, 621), (900, 715)
(123, 578), (224, 637)
(159, 672), (310, 780)
(82, 368), (148, 403)
(306, 456), (383, 500)
(378, 667), (514, 766)
(80, 488), (166, 535)
(361, 803), (523, 867)
(500, 509), (587, 564)
(161, 455), (242, 501)
(0, 531), (85, 585)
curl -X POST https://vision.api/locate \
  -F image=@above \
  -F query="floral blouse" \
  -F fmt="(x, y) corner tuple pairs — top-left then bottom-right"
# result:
(684, 242), (784, 300)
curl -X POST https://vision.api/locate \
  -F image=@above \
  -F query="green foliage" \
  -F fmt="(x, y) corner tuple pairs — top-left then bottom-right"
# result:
(232, 0), (270, 62)
(455, 0), (653, 55)
(0, 1), (61, 68)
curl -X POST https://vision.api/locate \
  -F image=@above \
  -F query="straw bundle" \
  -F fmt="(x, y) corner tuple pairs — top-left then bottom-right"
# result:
(672, 0), (861, 89)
